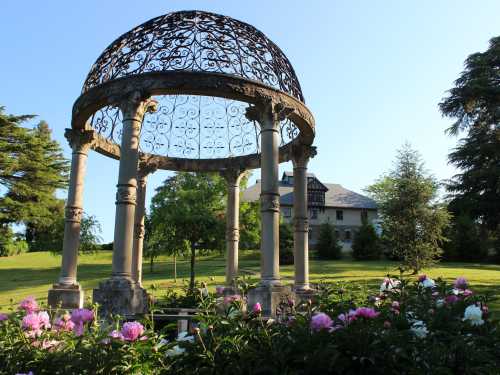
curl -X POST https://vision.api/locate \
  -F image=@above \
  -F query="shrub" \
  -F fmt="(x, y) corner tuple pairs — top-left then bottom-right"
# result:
(316, 222), (342, 259)
(279, 222), (294, 265)
(352, 218), (382, 260)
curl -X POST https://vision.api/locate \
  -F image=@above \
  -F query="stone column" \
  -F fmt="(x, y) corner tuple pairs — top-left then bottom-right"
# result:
(131, 159), (158, 286)
(221, 168), (244, 286)
(292, 144), (316, 291)
(246, 102), (295, 316)
(93, 92), (157, 316)
(48, 129), (95, 309)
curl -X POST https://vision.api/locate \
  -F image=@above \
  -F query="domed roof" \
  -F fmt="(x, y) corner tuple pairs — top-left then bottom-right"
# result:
(82, 10), (304, 102)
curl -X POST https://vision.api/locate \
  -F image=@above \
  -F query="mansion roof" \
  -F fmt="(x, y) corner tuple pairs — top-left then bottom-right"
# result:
(242, 172), (378, 210)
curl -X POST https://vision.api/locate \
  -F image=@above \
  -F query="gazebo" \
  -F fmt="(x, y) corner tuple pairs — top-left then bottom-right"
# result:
(48, 10), (316, 316)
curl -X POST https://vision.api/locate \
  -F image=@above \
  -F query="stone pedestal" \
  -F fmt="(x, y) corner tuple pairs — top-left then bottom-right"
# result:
(48, 284), (84, 309)
(247, 284), (294, 317)
(93, 278), (148, 317)
(294, 288), (318, 305)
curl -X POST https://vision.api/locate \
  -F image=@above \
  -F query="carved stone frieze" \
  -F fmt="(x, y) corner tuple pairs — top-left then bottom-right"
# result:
(260, 193), (280, 212)
(293, 216), (309, 232)
(291, 143), (317, 168)
(115, 184), (137, 205)
(64, 129), (96, 153)
(65, 206), (83, 223)
(134, 223), (145, 239)
(226, 228), (240, 241)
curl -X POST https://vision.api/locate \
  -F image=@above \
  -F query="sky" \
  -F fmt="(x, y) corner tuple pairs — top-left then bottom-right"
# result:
(1, 1), (499, 242)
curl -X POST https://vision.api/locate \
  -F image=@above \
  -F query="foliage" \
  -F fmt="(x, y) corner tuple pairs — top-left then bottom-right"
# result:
(239, 201), (261, 250)
(443, 212), (489, 262)
(279, 222), (294, 265)
(367, 144), (450, 273)
(439, 36), (500, 257)
(1, 277), (499, 374)
(352, 218), (382, 260)
(0, 226), (28, 257)
(149, 172), (226, 290)
(316, 222), (342, 260)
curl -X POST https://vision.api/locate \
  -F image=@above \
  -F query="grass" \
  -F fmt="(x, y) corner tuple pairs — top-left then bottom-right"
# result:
(1, 251), (500, 314)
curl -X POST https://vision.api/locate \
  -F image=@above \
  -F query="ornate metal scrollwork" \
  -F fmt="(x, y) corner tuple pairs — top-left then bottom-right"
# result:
(82, 11), (304, 102)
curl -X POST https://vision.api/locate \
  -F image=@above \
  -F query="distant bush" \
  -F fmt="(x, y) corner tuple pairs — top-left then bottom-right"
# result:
(279, 223), (294, 265)
(316, 222), (342, 260)
(0, 227), (28, 257)
(352, 218), (382, 260)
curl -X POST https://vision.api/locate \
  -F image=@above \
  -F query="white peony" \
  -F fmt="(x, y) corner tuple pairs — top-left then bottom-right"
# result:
(410, 320), (428, 338)
(166, 345), (186, 357)
(435, 299), (445, 308)
(463, 305), (484, 326)
(380, 278), (401, 293)
(176, 331), (195, 342)
(421, 278), (435, 288)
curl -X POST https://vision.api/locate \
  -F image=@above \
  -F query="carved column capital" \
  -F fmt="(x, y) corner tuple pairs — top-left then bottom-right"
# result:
(116, 184), (137, 205)
(138, 155), (160, 181)
(118, 91), (158, 124)
(245, 100), (294, 129)
(64, 129), (96, 154)
(291, 143), (317, 168)
(220, 168), (245, 187)
(65, 206), (83, 223)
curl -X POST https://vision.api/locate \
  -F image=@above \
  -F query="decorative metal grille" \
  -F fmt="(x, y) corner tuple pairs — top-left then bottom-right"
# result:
(89, 95), (299, 159)
(82, 10), (304, 102)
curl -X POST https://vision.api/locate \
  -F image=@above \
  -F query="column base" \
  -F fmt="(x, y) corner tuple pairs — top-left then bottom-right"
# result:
(247, 284), (294, 317)
(93, 278), (148, 317)
(294, 287), (318, 305)
(48, 284), (84, 309)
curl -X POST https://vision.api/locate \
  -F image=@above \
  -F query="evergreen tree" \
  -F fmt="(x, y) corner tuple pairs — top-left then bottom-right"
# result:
(279, 222), (294, 265)
(352, 217), (382, 260)
(442, 212), (488, 262)
(367, 144), (450, 273)
(316, 222), (342, 260)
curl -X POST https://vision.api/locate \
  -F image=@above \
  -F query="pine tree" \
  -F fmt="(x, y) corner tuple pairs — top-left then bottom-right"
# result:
(352, 217), (382, 260)
(316, 222), (342, 260)
(279, 222), (294, 265)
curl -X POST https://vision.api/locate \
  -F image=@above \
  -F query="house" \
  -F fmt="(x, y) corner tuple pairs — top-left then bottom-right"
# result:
(242, 172), (378, 250)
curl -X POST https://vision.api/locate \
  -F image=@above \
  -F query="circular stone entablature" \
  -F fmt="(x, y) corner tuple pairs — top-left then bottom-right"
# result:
(72, 10), (315, 171)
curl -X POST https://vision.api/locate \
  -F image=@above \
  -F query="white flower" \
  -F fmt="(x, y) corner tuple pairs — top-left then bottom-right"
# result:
(266, 318), (275, 326)
(166, 345), (185, 357)
(436, 299), (445, 308)
(410, 320), (428, 338)
(463, 305), (484, 326)
(201, 287), (209, 297)
(380, 278), (401, 293)
(176, 331), (195, 343)
(421, 278), (435, 288)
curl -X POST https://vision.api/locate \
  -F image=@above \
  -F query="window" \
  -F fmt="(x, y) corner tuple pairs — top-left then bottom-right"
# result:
(361, 210), (368, 221)
(335, 230), (340, 239)
(345, 230), (351, 241)
(282, 207), (292, 218)
(336, 210), (343, 221)
(311, 209), (318, 219)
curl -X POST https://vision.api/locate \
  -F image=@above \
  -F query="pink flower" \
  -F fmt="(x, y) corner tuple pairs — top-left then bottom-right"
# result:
(54, 313), (75, 332)
(354, 307), (380, 319)
(215, 286), (225, 295)
(0, 313), (8, 321)
(287, 298), (295, 308)
(41, 339), (61, 350)
(445, 295), (459, 304)
(109, 329), (124, 340)
(311, 312), (333, 332)
(338, 310), (357, 325)
(223, 294), (241, 304)
(22, 311), (50, 337)
(19, 296), (38, 313)
(121, 321), (145, 341)
(391, 301), (400, 309)
(383, 320), (391, 329)
(252, 302), (262, 314)
(70, 308), (94, 336)
(462, 289), (473, 297)
(454, 277), (468, 290)
(482, 305), (489, 314)
(418, 274), (427, 283)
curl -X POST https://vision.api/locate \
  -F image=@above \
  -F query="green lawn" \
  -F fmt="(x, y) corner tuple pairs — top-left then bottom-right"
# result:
(1, 251), (500, 314)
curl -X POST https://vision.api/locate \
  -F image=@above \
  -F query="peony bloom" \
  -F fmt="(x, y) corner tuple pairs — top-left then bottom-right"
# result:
(70, 308), (94, 336)
(391, 301), (400, 309)
(37, 311), (51, 329)
(311, 312), (333, 332)
(463, 305), (484, 326)
(22, 311), (50, 337)
(418, 274), (427, 283)
(338, 310), (357, 325)
(223, 294), (242, 304)
(19, 296), (38, 313)
(121, 321), (145, 341)
(54, 313), (75, 332)
(200, 282), (209, 298)
(445, 295), (459, 305)
(383, 320), (391, 329)
(419, 276), (436, 288)
(41, 339), (61, 350)
(215, 286), (225, 295)
(454, 277), (468, 290)
(354, 307), (379, 319)
(109, 329), (124, 340)
(176, 331), (195, 343)
(166, 345), (186, 357)
(15, 372), (34, 375)
(380, 278), (400, 293)
(411, 320), (428, 338)
(252, 302), (262, 314)
(0, 313), (8, 321)
(462, 289), (473, 297)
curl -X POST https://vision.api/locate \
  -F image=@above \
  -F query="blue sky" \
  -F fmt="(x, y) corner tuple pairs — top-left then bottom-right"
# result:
(1, 1), (499, 242)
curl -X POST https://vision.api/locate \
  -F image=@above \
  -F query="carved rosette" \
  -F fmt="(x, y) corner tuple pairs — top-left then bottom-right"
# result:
(116, 184), (137, 205)
(134, 223), (145, 239)
(261, 193), (280, 213)
(294, 216), (309, 233)
(65, 206), (83, 223)
(64, 129), (96, 154)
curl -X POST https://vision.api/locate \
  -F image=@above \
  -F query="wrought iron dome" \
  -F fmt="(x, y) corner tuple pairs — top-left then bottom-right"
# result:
(82, 10), (304, 101)
(72, 10), (315, 171)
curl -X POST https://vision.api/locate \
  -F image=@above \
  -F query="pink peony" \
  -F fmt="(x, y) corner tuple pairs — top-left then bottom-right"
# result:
(19, 296), (38, 313)
(445, 295), (459, 304)
(0, 313), (8, 321)
(121, 321), (145, 342)
(70, 308), (94, 336)
(418, 274), (427, 283)
(338, 310), (357, 325)
(252, 302), (262, 314)
(311, 312), (333, 332)
(391, 301), (400, 309)
(22, 311), (50, 337)
(215, 286), (225, 295)
(454, 277), (468, 290)
(54, 313), (75, 332)
(462, 289), (473, 297)
(109, 329), (124, 340)
(354, 307), (379, 319)
(223, 294), (241, 304)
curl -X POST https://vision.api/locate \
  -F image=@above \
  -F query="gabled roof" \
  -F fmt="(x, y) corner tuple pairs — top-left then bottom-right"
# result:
(242, 180), (378, 210)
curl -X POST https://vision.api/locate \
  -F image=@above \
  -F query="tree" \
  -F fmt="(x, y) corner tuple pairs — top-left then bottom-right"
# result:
(149, 172), (226, 291)
(279, 222), (294, 265)
(367, 144), (450, 273)
(442, 212), (488, 262)
(239, 201), (261, 250)
(352, 217), (382, 260)
(316, 222), (342, 260)
(439, 36), (500, 253)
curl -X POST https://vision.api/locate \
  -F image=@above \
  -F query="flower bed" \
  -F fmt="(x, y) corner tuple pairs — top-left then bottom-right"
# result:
(1, 276), (499, 374)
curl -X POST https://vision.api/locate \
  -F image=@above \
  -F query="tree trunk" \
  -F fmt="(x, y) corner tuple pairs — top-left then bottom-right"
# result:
(150, 254), (154, 273)
(189, 247), (196, 291)
(173, 253), (177, 283)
